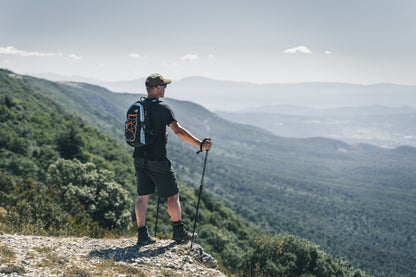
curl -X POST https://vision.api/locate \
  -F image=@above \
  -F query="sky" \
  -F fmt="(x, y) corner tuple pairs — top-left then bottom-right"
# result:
(1, 0), (415, 85)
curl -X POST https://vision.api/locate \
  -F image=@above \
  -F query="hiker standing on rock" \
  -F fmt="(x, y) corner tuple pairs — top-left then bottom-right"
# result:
(134, 73), (212, 245)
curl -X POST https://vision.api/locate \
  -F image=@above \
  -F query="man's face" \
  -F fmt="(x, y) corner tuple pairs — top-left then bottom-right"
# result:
(158, 84), (167, 98)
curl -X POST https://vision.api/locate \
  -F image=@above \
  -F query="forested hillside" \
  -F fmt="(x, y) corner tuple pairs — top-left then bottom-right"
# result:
(170, 100), (416, 277)
(45, 76), (415, 276)
(0, 69), (370, 276)
(0, 69), (254, 273)
(3, 69), (415, 276)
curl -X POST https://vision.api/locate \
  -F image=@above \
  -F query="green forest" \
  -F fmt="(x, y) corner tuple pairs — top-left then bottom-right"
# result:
(1, 69), (414, 276)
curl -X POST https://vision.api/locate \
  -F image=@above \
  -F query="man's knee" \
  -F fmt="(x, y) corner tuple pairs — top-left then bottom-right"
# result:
(167, 193), (179, 202)
(136, 195), (150, 206)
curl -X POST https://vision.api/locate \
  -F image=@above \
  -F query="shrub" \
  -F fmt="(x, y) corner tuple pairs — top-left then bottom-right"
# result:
(239, 235), (370, 277)
(47, 159), (132, 229)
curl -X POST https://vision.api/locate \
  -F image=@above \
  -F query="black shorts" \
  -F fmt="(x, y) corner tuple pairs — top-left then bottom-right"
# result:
(134, 158), (179, 197)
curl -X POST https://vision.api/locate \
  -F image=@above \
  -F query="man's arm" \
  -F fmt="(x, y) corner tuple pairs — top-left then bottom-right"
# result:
(169, 121), (212, 150)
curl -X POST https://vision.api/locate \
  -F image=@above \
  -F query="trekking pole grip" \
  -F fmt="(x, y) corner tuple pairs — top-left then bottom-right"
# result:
(196, 137), (211, 154)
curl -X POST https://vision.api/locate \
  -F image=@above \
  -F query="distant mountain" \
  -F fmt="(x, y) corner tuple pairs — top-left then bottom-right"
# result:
(218, 105), (416, 148)
(4, 69), (416, 277)
(28, 72), (105, 84)
(168, 78), (416, 111)
(29, 72), (147, 96)
(27, 73), (416, 112)
(243, 104), (416, 116)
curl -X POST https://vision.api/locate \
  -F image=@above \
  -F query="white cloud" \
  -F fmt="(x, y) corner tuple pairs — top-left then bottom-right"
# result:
(162, 61), (179, 67)
(324, 50), (332, 55)
(129, 53), (141, 59)
(208, 54), (215, 59)
(0, 46), (60, 57)
(68, 54), (81, 60)
(181, 54), (199, 61)
(283, 46), (312, 55)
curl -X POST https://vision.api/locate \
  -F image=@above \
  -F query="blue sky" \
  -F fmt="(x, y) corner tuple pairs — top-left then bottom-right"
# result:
(1, 0), (415, 84)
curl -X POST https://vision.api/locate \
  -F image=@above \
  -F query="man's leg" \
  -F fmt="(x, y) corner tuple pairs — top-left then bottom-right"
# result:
(168, 193), (194, 243)
(134, 158), (155, 229)
(135, 194), (150, 227)
(167, 193), (181, 222)
(135, 194), (155, 245)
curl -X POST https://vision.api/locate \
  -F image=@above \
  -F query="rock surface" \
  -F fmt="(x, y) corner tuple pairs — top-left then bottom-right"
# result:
(0, 233), (226, 276)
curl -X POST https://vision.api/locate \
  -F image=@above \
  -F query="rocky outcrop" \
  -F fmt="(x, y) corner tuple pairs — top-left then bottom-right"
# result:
(0, 234), (226, 276)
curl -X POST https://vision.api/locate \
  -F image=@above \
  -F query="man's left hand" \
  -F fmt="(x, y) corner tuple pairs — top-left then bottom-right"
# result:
(202, 139), (212, 151)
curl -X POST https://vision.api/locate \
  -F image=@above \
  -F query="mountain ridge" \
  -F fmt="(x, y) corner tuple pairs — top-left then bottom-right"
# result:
(24, 70), (416, 111)
(35, 72), (415, 277)
(2, 69), (414, 276)
(27, 71), (416, 87)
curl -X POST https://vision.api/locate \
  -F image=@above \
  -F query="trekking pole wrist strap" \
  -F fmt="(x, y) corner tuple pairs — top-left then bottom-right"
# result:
(196, 138), (211, 154)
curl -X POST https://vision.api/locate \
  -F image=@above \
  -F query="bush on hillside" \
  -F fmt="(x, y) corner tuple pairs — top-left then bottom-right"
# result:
(0, 158), (133, 237)
(47, 159), (132, 229)
(0, 170), (75, 235)
(239, 235), (369, 277)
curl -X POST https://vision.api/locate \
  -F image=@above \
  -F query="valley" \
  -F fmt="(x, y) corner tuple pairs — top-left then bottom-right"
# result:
(2, 69), (415, 276)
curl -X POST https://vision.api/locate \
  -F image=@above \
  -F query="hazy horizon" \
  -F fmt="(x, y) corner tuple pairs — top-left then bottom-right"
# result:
(16, 70), (416, 87)
(1, 0), (416, 86)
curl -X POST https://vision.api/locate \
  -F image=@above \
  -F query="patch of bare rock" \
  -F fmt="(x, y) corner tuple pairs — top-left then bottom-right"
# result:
(0, 233), (226, 276)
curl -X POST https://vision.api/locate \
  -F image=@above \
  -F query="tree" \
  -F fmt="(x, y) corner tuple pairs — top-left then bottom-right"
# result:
(56, 125), (86, 161)
(47, 159), (132, 229)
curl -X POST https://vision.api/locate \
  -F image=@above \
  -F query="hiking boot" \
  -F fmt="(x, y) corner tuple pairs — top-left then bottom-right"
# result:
(172, 220), (196, 243)
(136, 226), (156, 246)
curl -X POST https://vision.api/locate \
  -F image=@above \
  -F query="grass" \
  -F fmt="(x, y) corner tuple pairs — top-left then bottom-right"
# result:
(0, 264), (26, 274)
(63, 266), (93, 277)
(94, 259), (146, 276)
(36, 253), (68, 267)
(32, 246), (54, 253)
(0, 245), (15, 259)
(0, 245), (24, 275)
(160, 269), (178, 276)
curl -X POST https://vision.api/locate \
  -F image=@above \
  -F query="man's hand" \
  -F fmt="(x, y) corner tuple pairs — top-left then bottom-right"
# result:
(202, 138), (212, 151)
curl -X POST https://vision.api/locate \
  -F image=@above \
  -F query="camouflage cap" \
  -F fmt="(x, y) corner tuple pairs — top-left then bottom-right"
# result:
(145, 73), (172, 87)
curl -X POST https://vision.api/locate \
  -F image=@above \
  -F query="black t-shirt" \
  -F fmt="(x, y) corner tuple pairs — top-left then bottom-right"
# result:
(133, 99), (176, 161)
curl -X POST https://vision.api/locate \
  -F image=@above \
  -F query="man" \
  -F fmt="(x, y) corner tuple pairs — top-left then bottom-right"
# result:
(134, 73), (212, 245)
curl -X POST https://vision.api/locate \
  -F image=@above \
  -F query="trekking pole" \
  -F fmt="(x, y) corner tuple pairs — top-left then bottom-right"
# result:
(154, 195), (160, 237)
(190, 138), (211, 250)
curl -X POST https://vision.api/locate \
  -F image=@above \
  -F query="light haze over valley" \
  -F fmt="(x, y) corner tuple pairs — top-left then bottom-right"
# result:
(1, 1), (416, 276)
(2, 0), (415, 148)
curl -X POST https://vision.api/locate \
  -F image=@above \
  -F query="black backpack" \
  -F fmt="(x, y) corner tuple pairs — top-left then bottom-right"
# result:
(125, 97), (159, 147)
